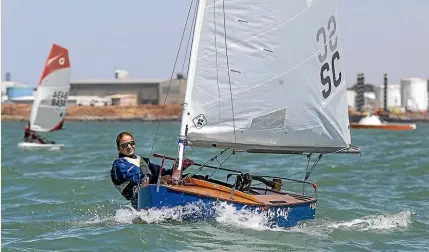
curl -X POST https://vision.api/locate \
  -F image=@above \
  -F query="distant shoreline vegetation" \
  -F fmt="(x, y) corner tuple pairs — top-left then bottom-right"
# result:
(1, 104), (182, 122)
(2, 104), (429, 123)
(1, 115), (181, 122)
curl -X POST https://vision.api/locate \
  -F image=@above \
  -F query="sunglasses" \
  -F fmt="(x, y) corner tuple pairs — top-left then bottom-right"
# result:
(120, 141), (135, 148)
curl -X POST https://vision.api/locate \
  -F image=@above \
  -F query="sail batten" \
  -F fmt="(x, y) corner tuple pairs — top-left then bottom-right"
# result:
(182, 0), (355, 153)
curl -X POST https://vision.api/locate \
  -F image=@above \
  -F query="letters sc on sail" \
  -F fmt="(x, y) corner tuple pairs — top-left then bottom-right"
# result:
(317, 15), (342, 100)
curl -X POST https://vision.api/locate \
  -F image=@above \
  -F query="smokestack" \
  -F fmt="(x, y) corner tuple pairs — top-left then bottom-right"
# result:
(383, 73), (388, 112)
(5, 72), (11, 81)
(355, 73), (361, 111)
(356, 73), (365, 112)
(361, 73), (365, 111)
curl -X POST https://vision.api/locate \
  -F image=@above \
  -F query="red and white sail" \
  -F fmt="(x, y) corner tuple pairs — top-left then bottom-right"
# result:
(29, 44), (71, 132)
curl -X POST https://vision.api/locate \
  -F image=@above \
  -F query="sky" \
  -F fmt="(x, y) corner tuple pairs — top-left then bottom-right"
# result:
(1, 0), (428, 88)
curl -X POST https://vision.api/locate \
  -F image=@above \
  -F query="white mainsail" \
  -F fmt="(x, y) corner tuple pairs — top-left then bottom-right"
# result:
(179, 0), (352, 154)
(29, 44), (71, 132)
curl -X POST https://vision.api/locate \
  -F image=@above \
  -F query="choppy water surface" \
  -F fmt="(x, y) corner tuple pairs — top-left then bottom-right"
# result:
(2, 121), (428, 251)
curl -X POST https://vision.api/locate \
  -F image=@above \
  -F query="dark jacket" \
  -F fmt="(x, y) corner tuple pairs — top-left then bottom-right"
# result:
(110, 154), (173, 201)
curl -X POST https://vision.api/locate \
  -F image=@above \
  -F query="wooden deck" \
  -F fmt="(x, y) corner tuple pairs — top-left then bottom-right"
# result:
(165, 178), (315, 207)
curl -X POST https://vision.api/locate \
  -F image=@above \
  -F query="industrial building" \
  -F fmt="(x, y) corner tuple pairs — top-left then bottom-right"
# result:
(1, 72), (34, 103)
(347, 74), (428, 113)
(108, 94), (138, 106)
(4, 85), (35, 103)
(69, 71), (186, 105)
(1, 69), (186, 106)
(158, 78), (186, 105)
(70, 78), (161, 104)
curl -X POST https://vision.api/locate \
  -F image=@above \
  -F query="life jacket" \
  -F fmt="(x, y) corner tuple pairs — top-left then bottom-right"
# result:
(111, 155), (152, 200)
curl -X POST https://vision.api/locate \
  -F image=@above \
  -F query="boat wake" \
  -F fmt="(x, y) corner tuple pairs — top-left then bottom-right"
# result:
(287, 210), (413, 237)
(76, 202), (413, 235)
(326, 210), (413, 231)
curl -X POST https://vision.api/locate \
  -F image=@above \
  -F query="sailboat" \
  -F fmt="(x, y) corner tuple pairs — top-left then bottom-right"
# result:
(138, 0), (360, 227)
(17, 44), (71, 150)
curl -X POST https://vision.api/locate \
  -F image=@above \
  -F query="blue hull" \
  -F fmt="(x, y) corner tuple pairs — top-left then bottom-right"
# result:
(137, 185), (316, 228)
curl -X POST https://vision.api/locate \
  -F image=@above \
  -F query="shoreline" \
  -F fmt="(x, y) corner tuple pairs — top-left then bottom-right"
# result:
(4, 115), (428, 123)
(1, 115), (181, 122)
(2, 104), (429, 123)
(1, 104), (183, 122)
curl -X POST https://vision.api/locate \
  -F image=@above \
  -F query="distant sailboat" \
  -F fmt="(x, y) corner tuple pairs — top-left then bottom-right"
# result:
(350, 113), (416, 130)
(137, 0), (360, 227)
(18, 44), (71, 150)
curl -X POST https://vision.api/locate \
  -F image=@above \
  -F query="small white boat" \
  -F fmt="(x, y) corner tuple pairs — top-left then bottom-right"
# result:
(17, 142), (64, 150)
(350, 114), (416, 130)
(18, 44), (71, 149)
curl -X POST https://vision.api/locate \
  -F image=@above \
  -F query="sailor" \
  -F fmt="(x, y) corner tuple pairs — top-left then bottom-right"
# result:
(23, 122), (50, 144)
(110, 131), (194, 208)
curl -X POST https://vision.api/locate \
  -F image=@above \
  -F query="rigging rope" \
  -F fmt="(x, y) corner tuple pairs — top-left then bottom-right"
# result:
(180, 147), (230, 182)
(206, 150), (235, 178)
(221, 0), (237, 145)
(304, 153), (323, 181)
(181, 3), (198, 75)
(302, 153), (323, 195)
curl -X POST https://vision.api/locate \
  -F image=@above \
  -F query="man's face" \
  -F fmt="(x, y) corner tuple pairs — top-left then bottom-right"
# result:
(118, 135), (136, 156)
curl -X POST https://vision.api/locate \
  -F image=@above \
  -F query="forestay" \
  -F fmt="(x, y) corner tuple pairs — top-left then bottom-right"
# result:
(182, 0), (352, 154)
(30, 44), (71, 132)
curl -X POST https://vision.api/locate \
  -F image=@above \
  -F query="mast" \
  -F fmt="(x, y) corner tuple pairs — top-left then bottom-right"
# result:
(172, 0), (206, 183)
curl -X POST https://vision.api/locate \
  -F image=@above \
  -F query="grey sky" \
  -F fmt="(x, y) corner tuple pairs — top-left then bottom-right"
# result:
(2, 0), (428, 87)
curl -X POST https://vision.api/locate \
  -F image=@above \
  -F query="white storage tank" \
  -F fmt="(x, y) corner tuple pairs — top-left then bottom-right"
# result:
(400, 78), (428, 112)
(346, 89), (356, 109)
(375, 84), (401, 109)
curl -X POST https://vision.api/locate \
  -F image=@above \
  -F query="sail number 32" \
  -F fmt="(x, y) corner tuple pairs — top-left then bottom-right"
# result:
(51, 91), (68, 107)
(317, 15), (342, 99)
